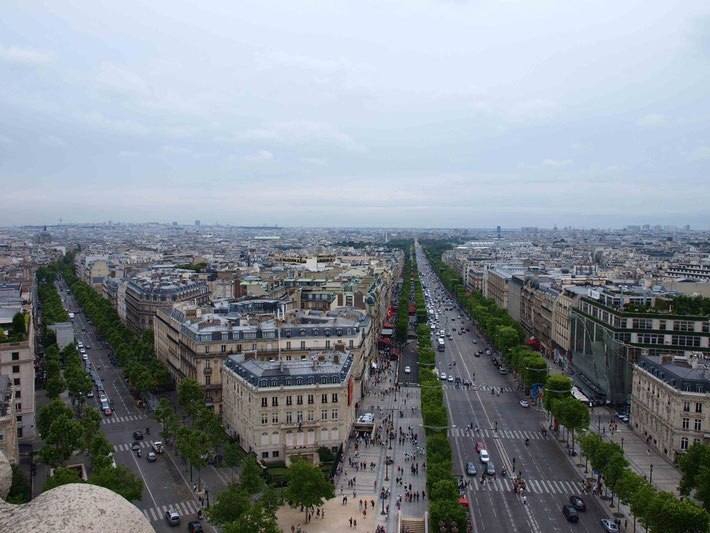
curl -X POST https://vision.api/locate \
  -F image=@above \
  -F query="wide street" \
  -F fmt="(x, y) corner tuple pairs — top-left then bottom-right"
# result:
(415, 245), (612, 533)
(55, 277), (227, 533)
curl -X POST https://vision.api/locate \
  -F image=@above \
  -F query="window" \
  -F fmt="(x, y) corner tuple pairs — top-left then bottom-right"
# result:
(261, 398), (268, 407)
(332, 393), (338, 403)
(307, 410), (314, 422)
(272, 397), (278, 406)
(252, 343), (257, 350)
(681, 437), (689, 450)
(262, 452), (269, 459)
(349, 340), (354, 348)
(321, 409), (328, 420)
(286, 396), (292, 406)
(632, 318), (653, 330)
(221, 345), (226, 353)
(11, 352), (19, 361)
(307, 394), (314, 404)
(286, 412), (292, 424)
(683, 418), (690, 430)
(684, 402), (691, 412)
(297, 395), (303, 405)
(321, 394), (328, 404)
(205, 376), (211, 386)
(301, 341), (306, 349)
(272, 413), (279, 424)
(674, 320), (694, 332)
(13, 378), (19, 386)
(659, 320), (666, 330)
(205, 346), (210, 354)
(297, 411), (303, 423)
(325, 340), (331, 349)
(272, 451), (279, 458)
(331, 409), (338, 420)
(261, 414), (268, 425)
(696, 403), (703, 414)
(695, 419), (703, 432)
(14, 391), (20, 399)
(286, 341), (291, 350)
(12, 366), (19, 374)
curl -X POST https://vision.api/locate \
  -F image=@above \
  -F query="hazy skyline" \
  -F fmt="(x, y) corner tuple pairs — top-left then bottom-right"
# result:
(1, 1), (709, 228)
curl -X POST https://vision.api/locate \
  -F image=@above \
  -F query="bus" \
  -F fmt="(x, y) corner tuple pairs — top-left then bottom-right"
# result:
(437, 338), (445, 352)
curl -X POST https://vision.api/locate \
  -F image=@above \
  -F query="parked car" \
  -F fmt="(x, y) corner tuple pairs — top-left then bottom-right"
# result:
(519, 399), (529, 408)
(165, 508), (181, 527)
(569, 495), (586, 511)
(447, 375), (454, 383)
(562, 504), (579, 522)
(601, 518), (619, 532)
(466, 462), (477, 476)
(152, 441), (165, 454)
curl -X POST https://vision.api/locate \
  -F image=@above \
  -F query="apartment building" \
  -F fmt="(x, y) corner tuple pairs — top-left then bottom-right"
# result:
(570, 286), (710, 404)
(125, 277), (209, 332)
(0, 375), (18, 463)
(0, 310), (36, 439)
(485, 266), (525, 310)
(632, 355), (710, 462)
(154, 299), (373, 414)
(221, 349), (355, 464)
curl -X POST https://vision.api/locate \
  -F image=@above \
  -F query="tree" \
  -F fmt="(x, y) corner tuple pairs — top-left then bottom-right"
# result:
(240, 454), (264, 496)
(428, 498), (468, 532)
(89, 464), (143, 501)
(542, 374), (572, 412)
(556, 397), (590, 451)
(224, 441), (244, 482)
(178, 379), (205, 419)
(12, 312), (26, 336)
(521, 356), (548, 389)
(39, 414), (83, 467)
(46, 374), (67, 399)
(629, 479), (657, 530)
(65, 366), (93, 410)
(223, 501), (280, 533)
(283, 457), (335, 523)
(205, 482), (251, 526)
(679, 442), (710, 510)
(615, 469), (643, 508)
(89, 432), (115, 472)
(430, 478), (459, 501)
(81, 407), (102, 452)
(645, 491), (710, 533)
(6, 464), (31, 503)
(603, 453), (629, 494)
(176, 426), (209, 491)
(38, 398), (75, 439)
(42, 467), (83, 492)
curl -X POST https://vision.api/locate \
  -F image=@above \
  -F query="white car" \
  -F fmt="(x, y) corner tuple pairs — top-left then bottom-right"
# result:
(440, 373), (447, 380)
(357, 413), (374, 423)
(480, 450), (490, 463)
(447, 375), (454, 382)
(404, 366), (411, 374)
(519, 399), (529, 408)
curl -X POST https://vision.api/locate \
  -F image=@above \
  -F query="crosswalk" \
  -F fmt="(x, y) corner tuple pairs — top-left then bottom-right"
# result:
(102, 414), (146, 425)
(465, 477), (584, 495)
(441, 384), (515, 392)
(139, 500), (202, 523)
(447, 427), (544, 440)
(114, 440), (158, 452)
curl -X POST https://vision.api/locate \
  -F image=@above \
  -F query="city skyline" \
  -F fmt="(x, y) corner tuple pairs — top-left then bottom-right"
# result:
(1, 1), (710, 228)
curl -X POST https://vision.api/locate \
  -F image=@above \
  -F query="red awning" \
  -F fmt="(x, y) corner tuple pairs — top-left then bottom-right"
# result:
(378, 337), (391, 345)
(409, 305), (416, 313)
(384, 323), (394, 329)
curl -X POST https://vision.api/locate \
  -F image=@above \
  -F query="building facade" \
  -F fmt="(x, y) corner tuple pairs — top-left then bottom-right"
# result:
(221, 349), (355, 464)
(632, 355), (710, 462)
(125, 278), (209, 332)
(0, 314), (36, 439)
(0, 375), (18, 463)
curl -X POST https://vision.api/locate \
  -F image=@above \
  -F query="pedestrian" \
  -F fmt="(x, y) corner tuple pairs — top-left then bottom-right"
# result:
(522, 495), (527, 505)
(349, 517), (353, 528)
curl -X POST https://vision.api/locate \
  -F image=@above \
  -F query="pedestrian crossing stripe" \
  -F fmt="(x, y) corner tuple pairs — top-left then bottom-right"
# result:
(101, 414), (146, 425)
(441, 384), (514, 392)
(446, 428), (545, 440)
(466, 478), (583, 495)
(114, 440), (158, 452)
(139, 499), (201, 522)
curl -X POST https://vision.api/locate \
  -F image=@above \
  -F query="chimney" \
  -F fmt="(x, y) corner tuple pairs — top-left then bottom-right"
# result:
(244, 351), (256, 361)
(334, 342), (346, 353)
(279, 360), (284, 373)
(333, 353), (340, 364)
(313, 359), (318, 370)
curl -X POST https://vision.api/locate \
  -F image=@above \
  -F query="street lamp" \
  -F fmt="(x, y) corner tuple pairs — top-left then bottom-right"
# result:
(650, 464), (654, 483)
(621, 437), (624, 451)
(385, 460), (390, 481)
(380, 489), (386, 515)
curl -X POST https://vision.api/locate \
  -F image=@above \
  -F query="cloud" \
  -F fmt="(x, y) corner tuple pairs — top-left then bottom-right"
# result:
(256, 51), (368, 74)
(688, 145), (710, 161)
(242, 149), (274, 162)
(0, 135), (14, 145)
(40, 136), (67, 147)
(94, 63), (149, 97)
(636, 114), (665, 127)
(0, 45), (54, 65)
(542, 158), (573, 167)
(237, 121), (366, 152)
(301, 157), (327, 166)
(506, 99), (561, 123)
(119, 150), (141, 158)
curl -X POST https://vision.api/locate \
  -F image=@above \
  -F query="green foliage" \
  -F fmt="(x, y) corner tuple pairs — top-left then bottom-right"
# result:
(428, 498), (468, 532)
(46, 374), (67, 399)
(283, 457), (335, 521)
(12, 312), (26, 336)
(178, 379), (205, 419)
(206, 482), (251, 526)
(7, 464), (31, 503)
(317, 446), (335, 463)
(176, 426), (210, 489)
(240, 454), (264, 496)
(543, 374), (572, 411)
(89, 464), (144, 501)
(39, 414), (83, 467)
(222, 501), (281, 533)
(38, 398), (75, 439)
(42, 467), (83, 492)
(679, 442), (710, 513)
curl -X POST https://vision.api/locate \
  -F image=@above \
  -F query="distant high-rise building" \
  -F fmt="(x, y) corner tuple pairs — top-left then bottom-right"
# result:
(172, 221), (178, 226)
(195, 220), (200, 226)
(496, 225), (501, 238)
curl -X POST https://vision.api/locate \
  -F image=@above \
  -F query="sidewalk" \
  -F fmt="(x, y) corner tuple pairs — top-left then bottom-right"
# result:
(334, 355), (428, 533)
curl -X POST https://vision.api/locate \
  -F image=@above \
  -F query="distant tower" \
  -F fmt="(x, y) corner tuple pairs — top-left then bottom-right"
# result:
(195, 220), (200, 226)
(497, 225), (501, 239)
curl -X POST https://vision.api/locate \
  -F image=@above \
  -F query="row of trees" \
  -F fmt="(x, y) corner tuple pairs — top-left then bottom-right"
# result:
(395, 254), (412, 343)
(412, 250), (467, 531)
(581, 433), (710, 532)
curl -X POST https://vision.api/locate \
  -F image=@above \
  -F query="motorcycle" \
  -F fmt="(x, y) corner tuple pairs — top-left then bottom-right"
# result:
(137, 449), (142, 458)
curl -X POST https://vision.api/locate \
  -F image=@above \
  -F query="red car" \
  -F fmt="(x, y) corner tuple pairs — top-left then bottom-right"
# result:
(476, 442), (485, 453)
(103, 406), (112, 416)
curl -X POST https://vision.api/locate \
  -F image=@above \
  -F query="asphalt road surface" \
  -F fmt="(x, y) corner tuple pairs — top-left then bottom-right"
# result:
(415, 245), (610, 533)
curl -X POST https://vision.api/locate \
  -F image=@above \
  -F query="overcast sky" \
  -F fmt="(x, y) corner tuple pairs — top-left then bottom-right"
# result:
(1, 1), (709, 228)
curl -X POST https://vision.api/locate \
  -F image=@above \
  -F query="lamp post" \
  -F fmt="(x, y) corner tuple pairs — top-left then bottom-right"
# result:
(380, 489), (386, 515)
(650, 464), (654, 483)
(385, 460), (390, 481)
(621, 437), (624, 451)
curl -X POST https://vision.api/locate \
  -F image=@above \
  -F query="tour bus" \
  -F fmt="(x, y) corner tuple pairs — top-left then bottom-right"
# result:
(437, 338), (445, 352)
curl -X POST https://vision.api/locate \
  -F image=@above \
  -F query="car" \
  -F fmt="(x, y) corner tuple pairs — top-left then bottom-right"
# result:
(486, 461), (495, 476)
(103, 407), (112, 416)
(404, 366), (411, 374)
(86, 345), (91, 349)
(131, 441), (141, 451)
(466, 327), (471, 332)
(601, 518), (619, 532)
(498, 365), (507, 374)
(82, 354), (88, 361)
(491, 358), (498, 366)
(485, 349), (492, 355)
(479, 450), (489, 463)
(447, 375), (454, 382)
(476, 442), (485, 453)
(80, 348), (86, 354)
(87, 391), (94, 398)
(458, 330), (463, 335)
(472, 339), (477, 344)
(440, 373), (447, 380)
(615, 412), (629, 423)
(519, 399), (529, 408)
(569, 495), (586, 511)
(466, 462), (477, 476)
(187, 522), (204, 533)
(454, 376), (461, 384)
(165, 508), (181, 526)
(562, 504), (579, 522)
(147, 451), (157, 462)
(133, 431), (144, 440)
